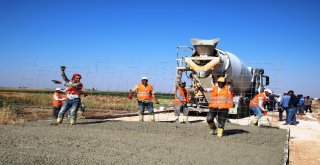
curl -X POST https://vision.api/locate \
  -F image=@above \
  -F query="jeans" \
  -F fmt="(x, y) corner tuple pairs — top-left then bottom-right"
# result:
(249, 106), (262, 119)
(138, 101), (154, 115)
(286, 107), (297, 125)
(279, 107), (289, 121)
(207, 108), (229, 128)
(58, 98), (81, 120)
(174, 104), (189, 116)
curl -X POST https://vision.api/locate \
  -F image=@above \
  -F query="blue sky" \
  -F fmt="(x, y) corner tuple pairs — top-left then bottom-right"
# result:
(0, 0), (320, 97)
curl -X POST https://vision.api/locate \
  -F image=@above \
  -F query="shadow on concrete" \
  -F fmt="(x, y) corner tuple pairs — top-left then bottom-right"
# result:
(224, 129), (249, 136)
(77, 120), (120, 125)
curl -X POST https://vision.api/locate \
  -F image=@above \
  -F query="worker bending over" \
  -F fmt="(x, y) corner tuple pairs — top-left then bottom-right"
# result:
(249, 88), (272, 125)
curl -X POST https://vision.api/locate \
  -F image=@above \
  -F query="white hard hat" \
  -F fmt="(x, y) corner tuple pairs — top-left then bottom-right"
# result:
(141, 76), (148, 80)
(264, 88), (272, 93)
(55, 88), (62, 91)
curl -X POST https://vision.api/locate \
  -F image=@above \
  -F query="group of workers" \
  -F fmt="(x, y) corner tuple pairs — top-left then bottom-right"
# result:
(52, 66), (86, 125)
(52, 70), (275, 138)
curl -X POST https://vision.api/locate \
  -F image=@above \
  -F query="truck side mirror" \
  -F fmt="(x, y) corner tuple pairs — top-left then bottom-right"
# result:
(265, 76), (270, 86)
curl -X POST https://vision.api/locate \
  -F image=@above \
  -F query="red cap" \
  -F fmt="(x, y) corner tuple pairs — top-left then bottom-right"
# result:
(72, 73), (82, 79)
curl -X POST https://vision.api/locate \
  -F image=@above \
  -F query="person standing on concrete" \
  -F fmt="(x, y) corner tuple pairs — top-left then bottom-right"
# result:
(304, 96), (313, 113)
(279, 92), (291, 121)
(52, 88), (65, 122)
(284, 90), (299, 125)
(128, 76), (159, 122)
(56, 66), (85, 125)
(297, 94), (304, 115)
(249, 88), (272, 125)
(206, 77), (234, 137)
(174, 81), (190, 123)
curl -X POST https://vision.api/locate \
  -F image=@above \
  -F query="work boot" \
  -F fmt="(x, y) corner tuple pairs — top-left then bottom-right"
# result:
(178, 115), (184, 123)
(56, 117), (63, 124)
(70, 119), (76, 125)
(78, 111), (85, 119)
(183, 115), (189, 124)
(149, 114), (155, 122)
(208, 123), (217, 135)
(250, 116), (259, 125)
(217, 128), (224, 137)
(139, 114), (144, 122)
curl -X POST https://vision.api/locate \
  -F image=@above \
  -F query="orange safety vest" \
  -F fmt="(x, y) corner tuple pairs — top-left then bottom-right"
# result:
(66, 82), (83, 96)
(209, 85), (234, 109)
(52, 92), (63, 107)
(136, 84), (153, 101)
(249, 92), (266, 107)
(174, 87), (190, 105)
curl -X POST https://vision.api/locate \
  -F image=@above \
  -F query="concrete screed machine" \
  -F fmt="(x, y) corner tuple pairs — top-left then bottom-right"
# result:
(175, 38), (269, 118)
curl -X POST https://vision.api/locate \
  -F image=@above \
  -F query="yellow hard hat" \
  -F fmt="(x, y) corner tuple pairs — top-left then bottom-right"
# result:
(217, 77), (225, 83)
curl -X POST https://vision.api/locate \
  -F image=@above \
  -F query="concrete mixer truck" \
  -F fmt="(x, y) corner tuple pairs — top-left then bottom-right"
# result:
(175, 38), (269, 118)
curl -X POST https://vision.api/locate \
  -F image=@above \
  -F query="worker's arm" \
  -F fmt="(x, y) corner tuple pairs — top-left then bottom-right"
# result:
(61, 66), (70, 83)
(64, 82), (82, 91)
(151, 90), (159, 104)
(54, 95), (66, 101)
(128, 85), (137, 100)
(176, 91), (185, 103)
(258, 97), (266, 111)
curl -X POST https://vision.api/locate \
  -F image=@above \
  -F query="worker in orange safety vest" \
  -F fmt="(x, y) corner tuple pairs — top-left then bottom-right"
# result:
(128, 76), (159, 122)
(249, 88), (271, 125)
(207, 77), (234, 137)
(57, 66), (86, 125)
(174, 81), (190, 123)
(52, 88), (65, 123)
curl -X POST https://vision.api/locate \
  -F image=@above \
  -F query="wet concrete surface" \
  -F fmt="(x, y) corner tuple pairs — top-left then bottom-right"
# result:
(0, 119), (287, 165)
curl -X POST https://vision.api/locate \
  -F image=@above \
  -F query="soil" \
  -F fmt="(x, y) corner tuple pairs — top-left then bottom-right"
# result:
(0, 119), (287, 165)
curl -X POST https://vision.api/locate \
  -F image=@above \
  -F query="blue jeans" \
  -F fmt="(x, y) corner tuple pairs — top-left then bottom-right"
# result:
(58, 98), (81, 120)
(280, 107), (289, 121)
(286, 107), (297, 125)
(249, 106), (262, 119)
(138, 101), (154, 115)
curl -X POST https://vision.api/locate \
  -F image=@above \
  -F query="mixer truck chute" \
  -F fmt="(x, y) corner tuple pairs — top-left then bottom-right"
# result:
(175, 38), (270, 118)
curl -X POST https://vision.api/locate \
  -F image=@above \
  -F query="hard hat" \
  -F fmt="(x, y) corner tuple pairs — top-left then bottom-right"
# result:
(141, 76), (148, 80)
(72, 73), (82, 79)
(55, 88), (62, 91)
(264, 88), (272, 93)
(217, 77), (225, 83)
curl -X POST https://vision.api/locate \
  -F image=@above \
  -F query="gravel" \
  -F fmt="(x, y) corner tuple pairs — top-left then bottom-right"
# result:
(0, 119), (287, 165)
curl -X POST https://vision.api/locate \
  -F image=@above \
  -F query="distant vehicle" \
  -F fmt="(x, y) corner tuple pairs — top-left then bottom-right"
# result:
(175, 38), (269, 118)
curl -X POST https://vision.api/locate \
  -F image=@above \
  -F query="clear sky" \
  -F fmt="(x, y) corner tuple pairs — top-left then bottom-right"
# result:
(1, 0), (320, 97)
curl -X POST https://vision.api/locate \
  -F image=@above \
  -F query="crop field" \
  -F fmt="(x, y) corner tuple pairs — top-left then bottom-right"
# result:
(0, 88), (173, 124)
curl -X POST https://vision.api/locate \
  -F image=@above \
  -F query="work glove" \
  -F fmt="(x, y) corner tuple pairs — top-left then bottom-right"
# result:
(128, 92), (133, 100)
(60, 66), (66, 71)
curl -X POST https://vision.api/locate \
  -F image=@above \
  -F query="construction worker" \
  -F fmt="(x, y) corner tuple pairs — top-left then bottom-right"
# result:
(78, 103), (86, 119)
(56, 65), (85, 125)
(249, 88), (272, 125)
(128, 76), (159, 122)
(207, 77), (234, 137)
(174, 81), (190, 123)
(52, 88), (65, 122)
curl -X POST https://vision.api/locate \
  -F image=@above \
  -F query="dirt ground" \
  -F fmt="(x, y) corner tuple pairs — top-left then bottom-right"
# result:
(1, 102), (319, 164)
(0, 117), (287, 165)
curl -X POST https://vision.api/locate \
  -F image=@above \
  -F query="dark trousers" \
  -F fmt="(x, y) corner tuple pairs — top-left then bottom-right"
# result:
(53, 106), (61, 119)
(207, 108), (229, 128)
